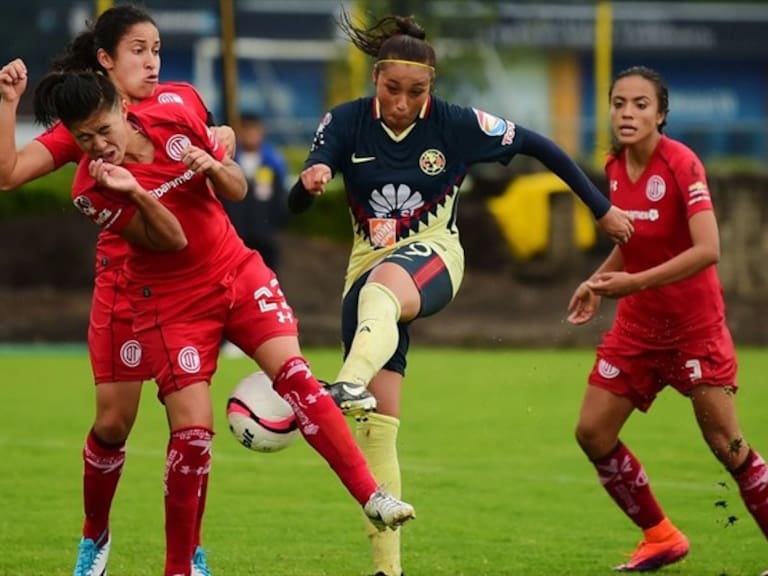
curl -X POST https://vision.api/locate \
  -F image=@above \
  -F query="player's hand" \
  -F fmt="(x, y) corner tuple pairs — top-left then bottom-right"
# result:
(210, 125), (236, 157)
(597, 206), (634, 245)
(567, 281), (601, 325)
(0, 58), (28, 104)
(586, 271), (640, 298)
(88, 158), (139, 193)
(182, 145), (219, 174)
(300, 163), (332, 195)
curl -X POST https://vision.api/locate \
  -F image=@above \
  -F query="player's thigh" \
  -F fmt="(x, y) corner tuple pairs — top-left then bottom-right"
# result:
(89, 270), (151, 384)
(139, 316), (224, 402)
(664, 326), (737, 396)
(377, 240), (455, 321)
(225, 253), (298, 359)
(341, 272), (411, 376)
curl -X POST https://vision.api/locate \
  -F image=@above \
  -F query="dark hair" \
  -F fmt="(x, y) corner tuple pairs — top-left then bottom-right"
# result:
(49, 4), (156, 73)
(33, 71), (119, 128)
(609, 66), (670, 156)
(338, 10), (436, 71)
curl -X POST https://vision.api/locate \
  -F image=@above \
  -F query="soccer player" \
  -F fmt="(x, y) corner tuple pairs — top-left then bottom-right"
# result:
(287, 12), (635, 576)
(0, 6), (234, 574)
(34, 69), (415, 576)
(567, 66), (768, 571)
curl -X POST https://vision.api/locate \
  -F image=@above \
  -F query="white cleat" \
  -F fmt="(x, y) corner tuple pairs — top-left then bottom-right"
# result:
(363, 488), (415, 531)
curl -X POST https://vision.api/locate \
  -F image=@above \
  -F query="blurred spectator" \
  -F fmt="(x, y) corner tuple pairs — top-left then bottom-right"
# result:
(221, 113), (289, 274)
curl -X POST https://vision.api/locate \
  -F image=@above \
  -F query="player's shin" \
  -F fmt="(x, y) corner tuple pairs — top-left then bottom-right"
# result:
(82, 428), (126, 541)
(357, 413), (403, 576)
(731, 449), (768, 538)
(273, 356), (378, 505)
(337, 283), (401, 387)
(164, 427), (213, 576)
(592, 441), (665, 529)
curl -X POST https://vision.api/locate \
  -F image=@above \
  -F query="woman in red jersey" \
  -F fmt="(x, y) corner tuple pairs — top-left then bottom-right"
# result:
(34, 70), (414, 576)
(0, 5), (234, 574)
(568, 66), (768, 572)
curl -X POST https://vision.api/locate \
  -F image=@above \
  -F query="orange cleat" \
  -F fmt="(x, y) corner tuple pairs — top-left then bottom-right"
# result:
(614, 526), (690, 572)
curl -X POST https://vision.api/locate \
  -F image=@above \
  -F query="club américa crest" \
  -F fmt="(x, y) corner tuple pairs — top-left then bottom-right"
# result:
(419, 148), (445, 176)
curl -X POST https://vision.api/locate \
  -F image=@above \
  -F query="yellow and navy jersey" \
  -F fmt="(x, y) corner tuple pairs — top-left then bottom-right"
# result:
(304, 95), (526, 291)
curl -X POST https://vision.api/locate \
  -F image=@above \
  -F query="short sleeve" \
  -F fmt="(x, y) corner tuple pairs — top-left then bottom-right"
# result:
(35, 122), (82, 168)
(71, 163), (136, 233)
(672, 150), (713, 218)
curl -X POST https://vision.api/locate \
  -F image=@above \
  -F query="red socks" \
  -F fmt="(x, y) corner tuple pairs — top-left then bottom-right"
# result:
(731, 449), (768, 538)
(593, 441), (665, 529)
(82, 429), (126, 541)
(273, 356), (378, 505)
(164, 427), (213, 576)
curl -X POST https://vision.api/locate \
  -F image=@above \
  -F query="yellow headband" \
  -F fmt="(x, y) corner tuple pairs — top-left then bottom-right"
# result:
(375, 58), (435, 72)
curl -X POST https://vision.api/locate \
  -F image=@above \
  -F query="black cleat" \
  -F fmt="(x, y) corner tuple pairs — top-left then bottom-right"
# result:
(323, 380), (377, 416)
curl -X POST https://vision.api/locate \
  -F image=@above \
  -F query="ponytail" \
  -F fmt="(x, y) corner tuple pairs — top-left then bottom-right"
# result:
(34, 71), (118, 128)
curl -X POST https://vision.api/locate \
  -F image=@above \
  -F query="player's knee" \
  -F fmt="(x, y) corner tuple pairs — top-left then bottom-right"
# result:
(574, 420), (611, 457)
(93, 411), (136, 444)
(704, 430), (748, 468)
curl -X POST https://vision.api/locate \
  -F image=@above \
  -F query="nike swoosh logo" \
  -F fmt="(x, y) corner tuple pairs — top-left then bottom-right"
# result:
(351, 153), (376, 164)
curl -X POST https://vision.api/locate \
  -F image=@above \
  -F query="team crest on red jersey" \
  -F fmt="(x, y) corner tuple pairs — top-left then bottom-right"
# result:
(419, 148), (445, 176)
(166, 134), (192, 161)
(646, 175), (666, 201)
(157, 92), (184, 104)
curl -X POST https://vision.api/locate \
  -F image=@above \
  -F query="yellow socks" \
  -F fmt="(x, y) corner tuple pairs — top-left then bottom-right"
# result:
(337, 282), (401, 387)
(357, 413), (402, 576)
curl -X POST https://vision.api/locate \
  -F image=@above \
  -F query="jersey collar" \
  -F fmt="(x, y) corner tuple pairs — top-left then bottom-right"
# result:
(372, 96), (432, 142)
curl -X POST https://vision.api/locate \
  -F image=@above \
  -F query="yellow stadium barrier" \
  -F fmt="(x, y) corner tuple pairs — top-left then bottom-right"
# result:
(486, 172), (597, 260)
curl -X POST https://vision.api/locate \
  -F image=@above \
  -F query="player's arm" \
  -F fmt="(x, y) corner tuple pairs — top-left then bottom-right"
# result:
(288, 163), (331, 213)
(0, 59), (57, 190)
(587, 212), (719, 298)
(182, 146), (246, 201)
(288, 106), (349, 214)
(567, 246), (624, 324)
(88, 159), (187, 251)
(515, 129), (633, 244)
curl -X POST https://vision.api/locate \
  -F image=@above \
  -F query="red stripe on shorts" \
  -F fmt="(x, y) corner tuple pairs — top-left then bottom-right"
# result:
(412, 255), (445, 290)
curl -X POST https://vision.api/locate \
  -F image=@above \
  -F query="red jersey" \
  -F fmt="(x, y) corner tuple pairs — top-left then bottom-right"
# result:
(35, 82), (212, 275)
(606, 135), (725, 345)
(71, 104), (249, 306)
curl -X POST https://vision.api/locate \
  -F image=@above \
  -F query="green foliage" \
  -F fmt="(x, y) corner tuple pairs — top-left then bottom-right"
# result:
(285, 186), (351, 243)
(0, 347), (766, 575)
(0, 165), (76, 219)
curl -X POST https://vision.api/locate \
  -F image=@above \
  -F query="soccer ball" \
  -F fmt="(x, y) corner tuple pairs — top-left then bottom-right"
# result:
(226, 371), (299, 453)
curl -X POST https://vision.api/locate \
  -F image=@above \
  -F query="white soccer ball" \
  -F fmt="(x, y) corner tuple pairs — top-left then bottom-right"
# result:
(226, 371), (299, 453)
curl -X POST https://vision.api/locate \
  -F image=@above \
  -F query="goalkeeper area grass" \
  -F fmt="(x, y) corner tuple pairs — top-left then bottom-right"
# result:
(0, 346), (765, 575)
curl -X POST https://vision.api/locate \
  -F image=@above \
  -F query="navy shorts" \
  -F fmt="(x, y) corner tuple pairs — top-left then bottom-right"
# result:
(341, 241), (454, 375)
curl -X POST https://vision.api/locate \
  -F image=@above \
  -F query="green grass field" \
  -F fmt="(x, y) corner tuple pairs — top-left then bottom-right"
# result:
(0, 347), (765, 576)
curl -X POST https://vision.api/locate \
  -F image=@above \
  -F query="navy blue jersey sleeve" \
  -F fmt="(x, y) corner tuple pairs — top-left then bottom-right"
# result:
(303, 102), (356, 173)
(447, 105), (524, 165)
(448, 104), (610, 217)
(516, 128), (611, 217)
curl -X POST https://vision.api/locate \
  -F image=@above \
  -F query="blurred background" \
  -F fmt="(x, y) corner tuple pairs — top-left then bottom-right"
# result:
(1, 0), (767, 346)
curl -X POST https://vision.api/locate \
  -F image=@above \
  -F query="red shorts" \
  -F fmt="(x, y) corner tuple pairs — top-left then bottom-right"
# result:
(588, 323), (737, 412)
(88, 267), (152, 384)
(132, 252), (298, 399)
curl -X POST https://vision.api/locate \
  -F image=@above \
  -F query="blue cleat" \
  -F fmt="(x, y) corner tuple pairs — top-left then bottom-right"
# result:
(191, 546), (212, 576)
(73, 532), (110, 576)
